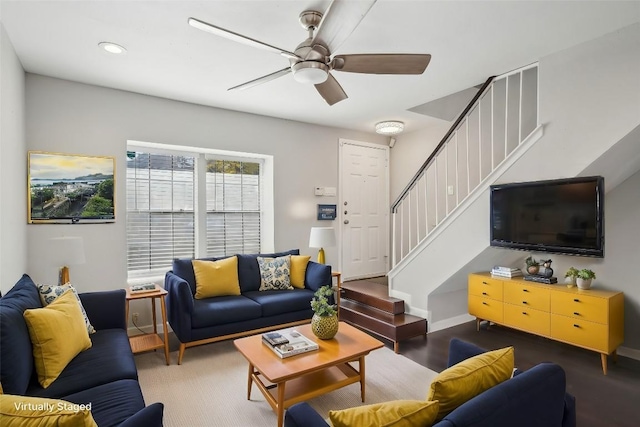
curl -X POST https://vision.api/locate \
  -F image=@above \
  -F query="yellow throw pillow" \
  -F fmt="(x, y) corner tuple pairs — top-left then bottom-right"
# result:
(193, 256), (240, 299)
(329, 400), (439, 427)
(0, 394), (97, 427)
(23, 290), (92, 388)
(427, 346), (514, 420)
(290, 255), (311, 289)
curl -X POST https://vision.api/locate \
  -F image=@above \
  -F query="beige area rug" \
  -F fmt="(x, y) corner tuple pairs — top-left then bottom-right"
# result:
(136, 340), (439, 427)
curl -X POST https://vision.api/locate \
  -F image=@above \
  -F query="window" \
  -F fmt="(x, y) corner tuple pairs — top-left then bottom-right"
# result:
(126, 145), (268, 280)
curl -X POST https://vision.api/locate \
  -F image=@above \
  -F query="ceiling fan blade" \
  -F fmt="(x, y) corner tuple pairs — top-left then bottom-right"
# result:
(333, 54), (432, 74)
(315, 73), (348, 106)
(313, 0), (377, 53)
(228, 68), (292, 91)
(188, 17), (301, 60)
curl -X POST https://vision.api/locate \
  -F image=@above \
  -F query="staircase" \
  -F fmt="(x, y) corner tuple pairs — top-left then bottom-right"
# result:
(339, 279), (427, 353)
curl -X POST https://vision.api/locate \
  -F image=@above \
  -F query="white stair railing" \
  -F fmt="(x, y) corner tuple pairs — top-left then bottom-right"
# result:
(391, 63), (539, 267)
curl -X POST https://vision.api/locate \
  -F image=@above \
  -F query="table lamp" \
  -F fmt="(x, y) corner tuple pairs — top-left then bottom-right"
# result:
(309, 227), (336, 264)
(50, 236), (86, 285)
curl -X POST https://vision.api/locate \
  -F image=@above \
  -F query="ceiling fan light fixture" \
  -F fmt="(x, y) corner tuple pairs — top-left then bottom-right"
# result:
(99, 42), (127, 55)
(375, 121), (405, 135)
(292, 62), (329, 84)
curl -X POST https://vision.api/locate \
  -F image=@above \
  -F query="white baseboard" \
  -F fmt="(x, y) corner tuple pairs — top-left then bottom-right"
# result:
(428, 313), (475, 333)
(127, 322), (173, 337)
(617, 346), (640, 361)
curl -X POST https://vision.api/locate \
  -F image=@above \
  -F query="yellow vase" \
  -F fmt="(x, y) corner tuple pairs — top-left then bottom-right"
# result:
(311, 313), (339, 340)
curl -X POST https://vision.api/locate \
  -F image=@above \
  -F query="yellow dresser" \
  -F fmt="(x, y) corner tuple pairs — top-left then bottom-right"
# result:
(468, 272), (624, 375)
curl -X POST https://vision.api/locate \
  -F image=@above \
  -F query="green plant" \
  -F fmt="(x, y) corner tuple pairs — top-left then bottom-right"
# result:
(577, 269), (596, 280)
(525, 256), (540, 267)
(564, 267), (579, 278)
(310, 285), (337, 317)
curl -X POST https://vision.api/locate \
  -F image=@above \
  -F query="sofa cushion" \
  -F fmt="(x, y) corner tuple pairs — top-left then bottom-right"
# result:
(329, 400), (439, 427)
(27, 328), (138, 398)
(244, 289), (315, 317)
(0, 393), (97, 427)
(193, 257), (241, 299)
(191, 295), (262, 328)
(304, 261), (331, 292)
(258, 255), (293, 291)
(427, 346), (514, 420)
(237, 250), (300, 293)
(36, 282), (96, 334)
(173, 256), (228, 295)
(24, 290), (93, 388)
(62, 379), (146, 427)
(290, 255), (311, 289)
(0, 274), (42, 395)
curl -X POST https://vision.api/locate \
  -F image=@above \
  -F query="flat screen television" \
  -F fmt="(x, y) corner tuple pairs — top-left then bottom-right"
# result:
(28, 151), (115, 224)
(490, 176), (604, 257)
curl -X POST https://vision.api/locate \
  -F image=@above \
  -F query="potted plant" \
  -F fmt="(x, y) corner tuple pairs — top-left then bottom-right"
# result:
(525, 256), (540, 275)
(564, 267), (579, 288)
(310, 285), (339, 339)
(576, 269), (596, 290)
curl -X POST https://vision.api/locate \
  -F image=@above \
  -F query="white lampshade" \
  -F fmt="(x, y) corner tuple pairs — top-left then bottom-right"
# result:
(309, 227), (336, 248)
(49, 236), (86, 266)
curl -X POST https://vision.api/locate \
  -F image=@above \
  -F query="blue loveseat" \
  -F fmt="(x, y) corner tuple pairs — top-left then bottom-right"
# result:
(164, 249), (332, 364)
(0, 274), (163, 427)
(285, 338), (576, 427)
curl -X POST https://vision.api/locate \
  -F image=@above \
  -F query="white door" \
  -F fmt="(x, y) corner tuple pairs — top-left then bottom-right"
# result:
(339, 139), (389, 280)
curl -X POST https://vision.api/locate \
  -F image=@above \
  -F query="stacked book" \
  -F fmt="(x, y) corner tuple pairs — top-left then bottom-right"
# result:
(491, 266), (523, 278)
(262, 330), (319, 359)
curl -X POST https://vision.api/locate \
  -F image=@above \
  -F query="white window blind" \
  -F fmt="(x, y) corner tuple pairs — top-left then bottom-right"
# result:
(126, 152), (195, 278)
(126, 149), (263, 279)
(206, 159), (261, 257)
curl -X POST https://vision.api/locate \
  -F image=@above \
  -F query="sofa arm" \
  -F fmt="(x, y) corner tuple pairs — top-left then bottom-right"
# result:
(304, 261), (332, 292)
(563, 392), (576, 427)
(79, 289), (126, 331)
(285, 402), (329, 427)
(164, 271), (194, 343)
(118, 402), (164, 427)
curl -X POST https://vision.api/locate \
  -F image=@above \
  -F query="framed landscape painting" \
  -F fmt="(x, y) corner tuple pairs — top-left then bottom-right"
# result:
(28, 151), (115, 224)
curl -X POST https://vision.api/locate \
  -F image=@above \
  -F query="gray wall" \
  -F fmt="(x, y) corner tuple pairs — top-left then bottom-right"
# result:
(20, 74), (386, 293)
(0, 22), (27, 293)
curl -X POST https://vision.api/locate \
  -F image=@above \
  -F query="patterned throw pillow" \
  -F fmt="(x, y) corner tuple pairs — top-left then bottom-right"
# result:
(257, 255), (293, 291)
(36, 283), (96, 334)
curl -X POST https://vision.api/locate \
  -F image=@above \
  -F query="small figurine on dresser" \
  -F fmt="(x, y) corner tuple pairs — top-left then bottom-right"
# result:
(539, 259), (554, 278)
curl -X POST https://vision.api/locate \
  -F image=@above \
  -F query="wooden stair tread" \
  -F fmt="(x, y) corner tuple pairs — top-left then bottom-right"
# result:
(341, 280), (404, 314)
(340, 300), (427, 342)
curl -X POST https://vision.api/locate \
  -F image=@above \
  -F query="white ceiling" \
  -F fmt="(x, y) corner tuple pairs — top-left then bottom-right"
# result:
(2, 1), (639, 134)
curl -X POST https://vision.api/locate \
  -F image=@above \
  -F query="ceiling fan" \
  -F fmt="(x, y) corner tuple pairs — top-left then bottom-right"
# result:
(188, 0), (431, 105)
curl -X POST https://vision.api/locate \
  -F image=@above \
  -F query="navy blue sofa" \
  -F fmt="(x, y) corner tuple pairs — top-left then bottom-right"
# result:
(0, 274), (163, 427)
(285, 339), (576, 427)
(165, 249), (332, 364)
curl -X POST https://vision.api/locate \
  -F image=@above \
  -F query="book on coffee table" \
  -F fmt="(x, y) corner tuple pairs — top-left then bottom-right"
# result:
(263, 329), (319, 359)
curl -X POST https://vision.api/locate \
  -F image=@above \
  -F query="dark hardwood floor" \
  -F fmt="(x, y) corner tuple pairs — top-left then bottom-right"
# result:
(391, 321), (640, 427)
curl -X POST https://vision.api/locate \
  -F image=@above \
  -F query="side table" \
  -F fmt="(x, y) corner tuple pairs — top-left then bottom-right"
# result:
(332, 271), (342, 317)
(125, 285), (170, 365)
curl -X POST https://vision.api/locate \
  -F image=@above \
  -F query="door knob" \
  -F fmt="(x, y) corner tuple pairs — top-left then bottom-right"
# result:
(344, 220), (349, 224)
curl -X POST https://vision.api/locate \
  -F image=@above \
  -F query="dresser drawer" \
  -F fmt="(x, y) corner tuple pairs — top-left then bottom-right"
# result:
(469, 275), (504, 301)
(504, 283), (550, 311)
(551, 292), (608, 324)
(469, 295), (503, 323)
(504, 304), (550, 336)
(550, 314), (608, 352)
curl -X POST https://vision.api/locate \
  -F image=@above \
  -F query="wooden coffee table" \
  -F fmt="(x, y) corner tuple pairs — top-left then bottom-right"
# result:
(234, 322), (383, 427)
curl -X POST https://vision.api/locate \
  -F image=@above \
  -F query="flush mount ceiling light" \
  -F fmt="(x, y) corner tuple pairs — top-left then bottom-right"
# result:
(375, 121), (405, 135)
(98, 42), (127, 54)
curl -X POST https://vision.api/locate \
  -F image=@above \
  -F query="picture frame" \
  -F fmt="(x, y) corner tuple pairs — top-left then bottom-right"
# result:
(317, 204), (337, 221)
(28, 151), (116, 224)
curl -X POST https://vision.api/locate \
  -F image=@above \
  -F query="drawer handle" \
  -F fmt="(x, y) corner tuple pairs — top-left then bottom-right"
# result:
(574, 312), (580, 316)
(574, 299), (580, 302)
(522, 301), (528, 304)
(573, 324), (580, 328)
(522, 312), (527, 315)
(523, 289), (529, 293)
(482, 281), (488, 285)
(482, 302), (488, 306)
(482, 292), (488, 295)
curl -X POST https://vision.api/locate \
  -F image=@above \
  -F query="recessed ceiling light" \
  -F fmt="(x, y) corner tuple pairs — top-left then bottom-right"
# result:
(99, 42), (127, 55)
(375, 121), (405, 135)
